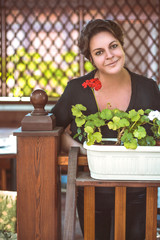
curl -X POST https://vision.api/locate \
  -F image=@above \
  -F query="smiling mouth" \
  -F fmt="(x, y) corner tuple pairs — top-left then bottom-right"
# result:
(106, 59), (119, 66)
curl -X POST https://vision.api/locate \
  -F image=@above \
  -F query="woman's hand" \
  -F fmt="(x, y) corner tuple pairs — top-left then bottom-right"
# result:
(61, 131), (87, 155)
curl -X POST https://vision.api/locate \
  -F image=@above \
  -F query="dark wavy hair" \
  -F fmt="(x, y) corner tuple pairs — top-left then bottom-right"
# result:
(78, 19), (124, 60)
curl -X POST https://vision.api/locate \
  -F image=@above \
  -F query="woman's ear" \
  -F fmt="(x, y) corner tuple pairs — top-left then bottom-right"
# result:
(89, 54), (96, 67)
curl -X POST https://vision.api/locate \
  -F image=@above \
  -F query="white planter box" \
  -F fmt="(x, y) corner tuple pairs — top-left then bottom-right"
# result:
(83, 142), (160, 180)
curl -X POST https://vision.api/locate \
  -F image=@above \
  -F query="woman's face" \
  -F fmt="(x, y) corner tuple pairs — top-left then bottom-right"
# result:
(89, 31), (125, 75)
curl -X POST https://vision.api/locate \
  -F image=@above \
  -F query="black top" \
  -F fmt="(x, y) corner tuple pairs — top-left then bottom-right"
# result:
(51, 69), (160, 142)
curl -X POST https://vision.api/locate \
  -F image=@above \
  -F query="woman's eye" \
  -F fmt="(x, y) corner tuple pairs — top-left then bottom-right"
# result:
(110, 44), (118, 49)
(95, 50), (103, 56)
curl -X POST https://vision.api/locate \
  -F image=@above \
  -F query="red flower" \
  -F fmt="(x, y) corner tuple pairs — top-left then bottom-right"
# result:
(82, 78), (102, 91)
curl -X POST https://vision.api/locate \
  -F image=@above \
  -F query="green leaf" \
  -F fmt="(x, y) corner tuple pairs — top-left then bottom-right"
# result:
(86, 112), (100, 120)
(77, 127), (81, 134)
(144, 109), (152, 114)
(85, 126), (94, 134)
(86, 132), (102, 145)
(108, 116), (128, 131)
(139, 115), (150, 124)
(138, 136), (156, 146)
(100, 109), (113, 120)
(85, 120), (96, 128)
(138, 109), (144, 115)
(75, 117), (85, 127)
(71, 104), (86, 117)
(128, 109), (140, 122)
(112, 116), (120, 123)
(73, 133), (79, 139)
(94, 118), (105, 127)
(133, 126), (146, 139)
(121, 130), (133, 142)
(92, 132), (102, 142)
(119, 118), (130, 128)
(157, 120), (160, 126)
(72, 107), (82, 117)
(151, 125), (160, 139)
(87, 133), (96, 145)
(78, 135), (83, 141)
(108, 121), (118, 130)
(112, 108), (121, 115)
(113, 110), (128, 119)
(124, 138), (137, 149)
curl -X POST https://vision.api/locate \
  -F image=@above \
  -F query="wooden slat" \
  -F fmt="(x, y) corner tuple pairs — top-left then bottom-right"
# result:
(63, 147), (80, 240)
(1, 169), (7, 190)
(84, 186), (95, 240)
(146, 187), (157, 240)
(58, 154), (87, 166)
(114, 187), (126, 240)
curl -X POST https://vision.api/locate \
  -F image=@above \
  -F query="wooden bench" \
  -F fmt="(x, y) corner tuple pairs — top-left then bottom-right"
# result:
(60, 147), (159, 240)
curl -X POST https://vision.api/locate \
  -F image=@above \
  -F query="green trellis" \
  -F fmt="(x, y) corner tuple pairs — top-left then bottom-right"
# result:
(0, 0), (159, 98)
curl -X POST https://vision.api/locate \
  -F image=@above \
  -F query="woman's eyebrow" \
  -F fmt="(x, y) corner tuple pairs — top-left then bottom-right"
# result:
(109, 40), (118, 46)
(92, 47), (103, 53)
(92, 40), (118, 52)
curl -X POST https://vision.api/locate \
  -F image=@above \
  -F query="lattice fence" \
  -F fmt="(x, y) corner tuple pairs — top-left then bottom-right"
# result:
(0, 0), (159, 98)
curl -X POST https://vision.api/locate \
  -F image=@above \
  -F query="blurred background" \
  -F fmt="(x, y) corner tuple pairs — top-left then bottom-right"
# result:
(0, 0), (159, 101)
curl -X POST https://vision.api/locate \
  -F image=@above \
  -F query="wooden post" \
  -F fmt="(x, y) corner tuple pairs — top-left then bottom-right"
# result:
(14, 89), (63, 240)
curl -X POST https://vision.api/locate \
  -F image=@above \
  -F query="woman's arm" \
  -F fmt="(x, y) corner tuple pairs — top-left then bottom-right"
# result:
(61, 131), (87, 155)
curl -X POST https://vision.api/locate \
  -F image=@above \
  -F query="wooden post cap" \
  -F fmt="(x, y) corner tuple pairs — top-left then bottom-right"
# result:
(30, 89), (48, 116)
(21, 89), (56, 131)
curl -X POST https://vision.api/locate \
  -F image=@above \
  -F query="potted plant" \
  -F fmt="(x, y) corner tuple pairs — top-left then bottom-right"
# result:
(71, 104), (157, 149)
(71, 79), (160, 180)
(72, 104), (160, 180)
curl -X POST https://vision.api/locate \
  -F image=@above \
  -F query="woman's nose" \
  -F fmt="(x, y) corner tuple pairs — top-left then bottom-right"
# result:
(105, 49), (113, 59)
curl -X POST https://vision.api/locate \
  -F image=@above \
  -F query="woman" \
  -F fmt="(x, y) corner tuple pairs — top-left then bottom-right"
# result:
(51, 19), (160, 240)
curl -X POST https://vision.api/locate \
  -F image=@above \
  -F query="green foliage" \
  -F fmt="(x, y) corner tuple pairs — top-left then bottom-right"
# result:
(72, 104), (86, 117)
(147, 110), (160, 140)
(0, 46), (98, 97)
(63, 51), (77, 63)
(100, 108), (113, 120)
(87, 132), (102, 146)
(72, 104), (158, 149)
(2, 47), (84, 97)
(0, 231), (17, 239)
(133, 126), (146, 139)
(138, 136), (156, 146)
(84, 61), (95, 72)
(151, 119), (160, 139)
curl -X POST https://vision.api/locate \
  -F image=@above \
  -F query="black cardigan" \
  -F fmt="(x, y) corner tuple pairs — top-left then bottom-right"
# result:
(52, 69), (160, 142)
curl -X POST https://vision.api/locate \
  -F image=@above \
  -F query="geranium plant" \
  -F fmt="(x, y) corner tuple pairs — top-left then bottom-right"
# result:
(71, 104), (157, 149)
(71, 78), (159, 149)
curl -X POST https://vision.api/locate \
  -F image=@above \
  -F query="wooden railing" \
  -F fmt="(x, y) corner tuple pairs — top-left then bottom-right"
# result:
(60, 148), (159, 240)
(13, 90), (160, 240)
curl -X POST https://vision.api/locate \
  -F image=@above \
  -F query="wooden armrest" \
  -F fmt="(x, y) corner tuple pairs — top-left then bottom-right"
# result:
(58, 151), (87, 166)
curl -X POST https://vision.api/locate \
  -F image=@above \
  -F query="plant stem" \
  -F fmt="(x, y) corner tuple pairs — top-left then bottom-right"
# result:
(91, 88), (100, 112)
(116, 127), (125, 145)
